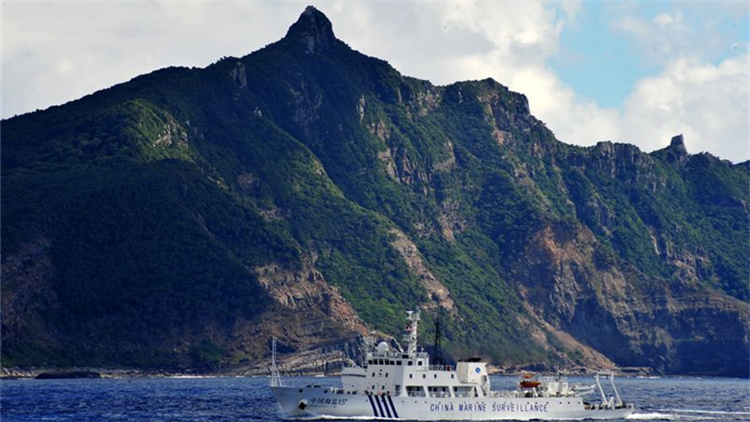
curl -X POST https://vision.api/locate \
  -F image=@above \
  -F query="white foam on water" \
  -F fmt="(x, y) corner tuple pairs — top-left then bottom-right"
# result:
(627, 412), (675, 420)
(288, 417), (376, 421)
(666, 408), (750, 416)
(167, 375), (216, 379)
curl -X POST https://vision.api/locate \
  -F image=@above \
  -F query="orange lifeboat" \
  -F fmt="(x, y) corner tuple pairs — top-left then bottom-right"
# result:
(520, 380), (541, 388)
(520, 373), (540, 388)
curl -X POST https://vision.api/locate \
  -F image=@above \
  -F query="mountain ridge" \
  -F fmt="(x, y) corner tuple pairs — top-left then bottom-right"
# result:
(2, 6), (748, 377)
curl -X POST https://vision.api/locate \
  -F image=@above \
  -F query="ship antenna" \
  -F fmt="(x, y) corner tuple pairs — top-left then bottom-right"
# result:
(403, 309), (421, 357)
(270, 336), (283, 387)
(433, 313), (443, 366)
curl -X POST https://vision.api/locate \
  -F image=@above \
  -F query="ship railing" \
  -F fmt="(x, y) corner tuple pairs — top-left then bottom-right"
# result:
(427, 365), (453, 371)
(429, 392), (452, 398)
(454, 393), (476, 398)
(487, 391), (515, 398)
(368, 351), (430, 359)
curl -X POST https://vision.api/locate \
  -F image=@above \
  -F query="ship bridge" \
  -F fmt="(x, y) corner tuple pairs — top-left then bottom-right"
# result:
(341, 310), (490, 399)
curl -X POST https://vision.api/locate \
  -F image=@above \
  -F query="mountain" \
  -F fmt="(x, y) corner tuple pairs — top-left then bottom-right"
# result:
(3, 6), (748, 377)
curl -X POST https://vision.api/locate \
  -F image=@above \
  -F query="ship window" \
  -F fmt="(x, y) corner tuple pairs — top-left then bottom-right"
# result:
(406, 386), (425, 397)
(379, 359), (384, 365)
(372, 372), (375, 377)
(418, 361), (423, 366)
(397, 361), (402, 366)
(451, 375), (454, 379)
(423, 374), (426, 379)
(389, 360), (394, 365)
(434, 374), (437, 379)
(408, 361), (413, 366)
(427, 386), (451, 398)
(385, 373), (389, 377)
(368, 360), (372, 365)
(454, 386), (476, 398)
(409, 374), (413, 379)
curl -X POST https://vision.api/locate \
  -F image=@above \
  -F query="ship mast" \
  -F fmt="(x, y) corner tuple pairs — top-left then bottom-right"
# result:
(433, 313), (443, 365)
(402, 309), (421, 357)
(270, 336), (283, 387)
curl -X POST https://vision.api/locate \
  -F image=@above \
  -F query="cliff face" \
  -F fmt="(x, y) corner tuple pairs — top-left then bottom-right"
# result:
(2, 7), (748, 376)
(515, 223), (748, 375)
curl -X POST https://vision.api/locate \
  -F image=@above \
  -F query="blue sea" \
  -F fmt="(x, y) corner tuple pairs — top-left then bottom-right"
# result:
(2, 375), (748, 421)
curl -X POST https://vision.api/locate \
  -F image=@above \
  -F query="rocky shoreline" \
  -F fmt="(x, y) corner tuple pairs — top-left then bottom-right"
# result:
(1, 367), (212, 380)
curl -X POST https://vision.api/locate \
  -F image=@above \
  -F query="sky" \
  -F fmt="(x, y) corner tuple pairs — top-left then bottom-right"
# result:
(3, 1), (749, 163)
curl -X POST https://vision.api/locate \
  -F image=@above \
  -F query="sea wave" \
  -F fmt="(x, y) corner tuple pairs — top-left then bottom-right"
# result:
(287, 417), (379, 421)
(665, 408), (750, 416)
(627, 412), (675, 420)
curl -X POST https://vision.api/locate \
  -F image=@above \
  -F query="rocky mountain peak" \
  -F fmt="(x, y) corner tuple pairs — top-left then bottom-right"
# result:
(284, 6), (336, 54)
(655, 133), (689, 165)
(669, 134), (688, 156)
(3, 4), (748, 378)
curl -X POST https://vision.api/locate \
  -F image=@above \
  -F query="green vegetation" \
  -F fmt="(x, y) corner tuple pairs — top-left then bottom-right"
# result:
(2, 8), (747, 373)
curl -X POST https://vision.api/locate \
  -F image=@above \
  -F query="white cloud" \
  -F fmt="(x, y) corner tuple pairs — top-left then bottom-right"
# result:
(328, 2), (608, 144)
(620, 55), (749, 160)
(2, 2), (301, 117)
(329, 2), (748, 162)
(653, 11), (688, 32)
(3, 1), (748, 162)
(611, 3), (746, 68)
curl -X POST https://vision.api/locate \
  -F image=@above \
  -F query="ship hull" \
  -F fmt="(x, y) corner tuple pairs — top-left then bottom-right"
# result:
(272, 386), (634, 420)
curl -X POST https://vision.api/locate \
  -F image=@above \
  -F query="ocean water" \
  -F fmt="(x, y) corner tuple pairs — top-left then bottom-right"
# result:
(2, 375), (748, 421)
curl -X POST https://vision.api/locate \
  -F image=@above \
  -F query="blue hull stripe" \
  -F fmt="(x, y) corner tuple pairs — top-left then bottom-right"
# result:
(366, 395), (379, 417)
(380, 395), (392, 418)
(387, 396), (399, 419)
(375, 394), (385, 417)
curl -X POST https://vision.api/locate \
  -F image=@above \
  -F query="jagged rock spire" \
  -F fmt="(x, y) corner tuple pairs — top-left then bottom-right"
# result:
(285, 6), (336, 54)
(669, 134), (688, 156)
(662, 134), (689, 165)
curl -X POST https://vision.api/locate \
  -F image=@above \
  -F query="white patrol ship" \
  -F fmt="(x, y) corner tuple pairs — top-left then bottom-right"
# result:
(271, 309), (635, 420)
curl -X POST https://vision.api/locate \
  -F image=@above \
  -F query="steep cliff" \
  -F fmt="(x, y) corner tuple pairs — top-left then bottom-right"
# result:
(2, 6), (748, 376)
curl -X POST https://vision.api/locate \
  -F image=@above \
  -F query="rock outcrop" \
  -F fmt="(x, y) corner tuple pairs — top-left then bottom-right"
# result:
(2, 6), (747, 376)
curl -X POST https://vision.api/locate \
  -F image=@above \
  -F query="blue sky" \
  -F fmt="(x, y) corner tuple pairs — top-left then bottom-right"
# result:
(550, 2), (642, 108)
(550, 2), (748, 108)
(4, 1), (749, 162)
